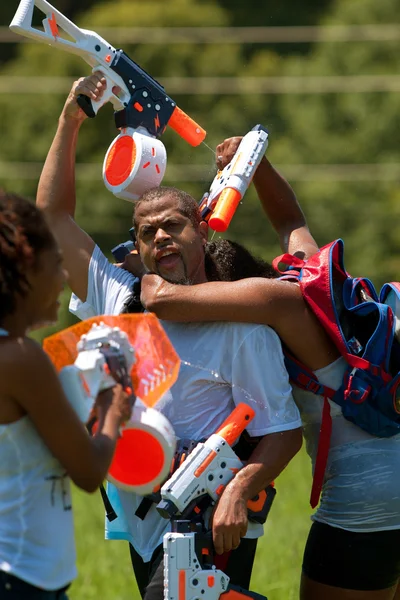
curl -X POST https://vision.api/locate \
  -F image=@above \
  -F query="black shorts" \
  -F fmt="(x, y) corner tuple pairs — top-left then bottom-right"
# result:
(130, 538), (258, 600)
(302, 521), (400, 591)
(0, 571), (69, 599)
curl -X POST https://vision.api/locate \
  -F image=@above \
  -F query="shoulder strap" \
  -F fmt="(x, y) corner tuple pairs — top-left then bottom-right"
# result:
(284, 352), (335, 508)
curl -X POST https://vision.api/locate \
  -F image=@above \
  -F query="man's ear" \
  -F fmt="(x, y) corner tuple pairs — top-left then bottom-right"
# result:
(199, 220), (209, 245)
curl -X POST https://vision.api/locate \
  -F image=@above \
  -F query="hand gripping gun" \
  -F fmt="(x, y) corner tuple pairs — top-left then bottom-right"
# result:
(199, 125), (269, 232)
(56, 321), (177, 495)
(159, 405), (274, 600)
(157, 403), (275, 524)
(10, 0), (206, 200)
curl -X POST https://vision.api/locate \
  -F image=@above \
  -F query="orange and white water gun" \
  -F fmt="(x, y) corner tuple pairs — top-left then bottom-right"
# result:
(157, 403), (255, 519)
(10, 0), (206, 200)
(200, 125), (269, 232)
(44, 315), (181, 495)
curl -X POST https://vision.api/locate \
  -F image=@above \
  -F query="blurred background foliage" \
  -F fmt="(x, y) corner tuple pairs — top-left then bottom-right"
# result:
(0, 0), (399, 343)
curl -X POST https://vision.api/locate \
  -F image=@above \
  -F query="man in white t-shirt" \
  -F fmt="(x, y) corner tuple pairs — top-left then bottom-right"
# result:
(37, 73), (304, 598)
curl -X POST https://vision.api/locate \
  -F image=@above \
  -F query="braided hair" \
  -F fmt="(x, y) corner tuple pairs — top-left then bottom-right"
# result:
(0, 191), (56, 322)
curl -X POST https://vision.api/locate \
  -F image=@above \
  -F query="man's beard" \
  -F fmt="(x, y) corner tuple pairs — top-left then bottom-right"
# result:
(159, 273), (194, 286)
(155, 261), (193, 285)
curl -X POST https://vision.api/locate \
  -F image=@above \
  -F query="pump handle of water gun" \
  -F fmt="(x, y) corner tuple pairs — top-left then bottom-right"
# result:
(208, 188), (242, 233)
(215, 403), (255, 446)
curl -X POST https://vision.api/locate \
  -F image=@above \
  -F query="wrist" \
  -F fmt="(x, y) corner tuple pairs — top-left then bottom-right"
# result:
(100, 406), (124, 434)
(253, 156), (271, 183)
(223, 478), (250, 503)
(58, 112), (85, 130)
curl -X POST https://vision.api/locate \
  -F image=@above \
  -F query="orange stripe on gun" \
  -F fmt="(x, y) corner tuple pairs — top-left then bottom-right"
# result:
(194, 450), (217, 478)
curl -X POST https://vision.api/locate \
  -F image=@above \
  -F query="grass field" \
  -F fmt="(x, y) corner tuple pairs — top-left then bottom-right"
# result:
(69, 448), (313, 600)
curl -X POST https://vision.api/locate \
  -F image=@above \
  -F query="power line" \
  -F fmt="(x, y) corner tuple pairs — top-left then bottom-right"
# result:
(0, 162), (398, 182)
(0, 24), (399, 44)
(0, 74), (399, 95)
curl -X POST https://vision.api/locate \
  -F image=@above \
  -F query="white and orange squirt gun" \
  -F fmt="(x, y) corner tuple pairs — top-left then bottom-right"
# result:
(163, 520), (269, 600)
(10, 0), (206, 200)
(157, 403), (255, 519)
(200, 125), (269, 232)
(43, 315), (181, 495)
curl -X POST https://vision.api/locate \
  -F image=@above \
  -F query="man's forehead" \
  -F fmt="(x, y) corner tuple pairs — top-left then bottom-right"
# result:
(135, 195), (184, 225)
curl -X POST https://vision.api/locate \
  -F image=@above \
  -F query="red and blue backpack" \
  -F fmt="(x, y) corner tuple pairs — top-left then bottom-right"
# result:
(273, 239), (400, 508)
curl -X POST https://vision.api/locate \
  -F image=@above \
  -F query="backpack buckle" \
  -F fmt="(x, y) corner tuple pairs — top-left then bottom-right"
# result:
(344, 370), (372, 404)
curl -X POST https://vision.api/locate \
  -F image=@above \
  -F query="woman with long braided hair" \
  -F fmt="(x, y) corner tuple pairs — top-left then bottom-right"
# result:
(0, 191), (131, 599)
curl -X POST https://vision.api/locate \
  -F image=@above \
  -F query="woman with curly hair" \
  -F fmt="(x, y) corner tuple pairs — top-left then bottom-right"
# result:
(0, 191), (131, 599)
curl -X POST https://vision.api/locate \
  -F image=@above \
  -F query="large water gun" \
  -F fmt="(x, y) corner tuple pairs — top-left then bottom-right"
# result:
(157, 403), (275, 522)
(10, 0), (206, 200)
(164, 520), (268, 600)
(200, 125), (269, 232)
(44, 315), (180, 495)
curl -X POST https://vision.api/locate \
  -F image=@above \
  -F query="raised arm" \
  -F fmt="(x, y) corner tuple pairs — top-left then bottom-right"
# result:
(36, 73), (107, 300)
(216, 137), (319, 259)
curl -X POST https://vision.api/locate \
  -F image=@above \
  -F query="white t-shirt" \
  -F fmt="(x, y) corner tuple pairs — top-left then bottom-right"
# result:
(0, 332), (76, 589)
(70, 246), (302, 561)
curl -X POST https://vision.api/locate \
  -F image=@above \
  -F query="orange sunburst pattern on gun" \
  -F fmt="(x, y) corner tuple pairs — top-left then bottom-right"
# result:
(43, 314), (180, 407)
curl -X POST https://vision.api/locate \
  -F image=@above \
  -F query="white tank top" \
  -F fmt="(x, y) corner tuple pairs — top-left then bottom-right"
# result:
(292, 356), (375, 465)
(0, 329), (77, 589)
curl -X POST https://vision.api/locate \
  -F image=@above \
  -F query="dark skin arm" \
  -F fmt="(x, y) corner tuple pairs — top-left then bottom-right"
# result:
(216, 137), (319, 259)
(36, 74), (110, 301)
(212, 427), (302, 554)
(0, 337), (132, 492)
(141, 274), (337, 371)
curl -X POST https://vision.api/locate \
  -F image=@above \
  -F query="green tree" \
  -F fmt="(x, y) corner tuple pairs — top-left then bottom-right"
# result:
(267, 0), (400, 287)
(0, 0), (286, 339)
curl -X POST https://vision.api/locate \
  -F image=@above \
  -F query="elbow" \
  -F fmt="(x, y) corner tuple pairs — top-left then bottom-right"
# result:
(142, 291), (170, 318)
(71, 470), (106, 494)
(143, 294), (162, 316)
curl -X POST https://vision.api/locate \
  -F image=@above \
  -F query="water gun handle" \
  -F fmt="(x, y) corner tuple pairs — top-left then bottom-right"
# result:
(208, 188), (242, 233)
(168, 106), (206, 147)
(214, 403), (255, 446)
(247, 484), (276, 524)
(77, 72), (125, 118)
(77, 94), (96, 118)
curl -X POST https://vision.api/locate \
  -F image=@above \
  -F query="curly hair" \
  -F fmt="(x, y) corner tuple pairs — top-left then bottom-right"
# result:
(205, 238), (277, 282)
(132, 186), (202, 232)
(0, 191), (56, 321)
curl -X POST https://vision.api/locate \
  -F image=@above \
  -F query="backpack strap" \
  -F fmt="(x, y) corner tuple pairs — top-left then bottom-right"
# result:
(272, 253), (305, 277)
(285, 353), (335, 508)
(310, 396), (332, 508)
